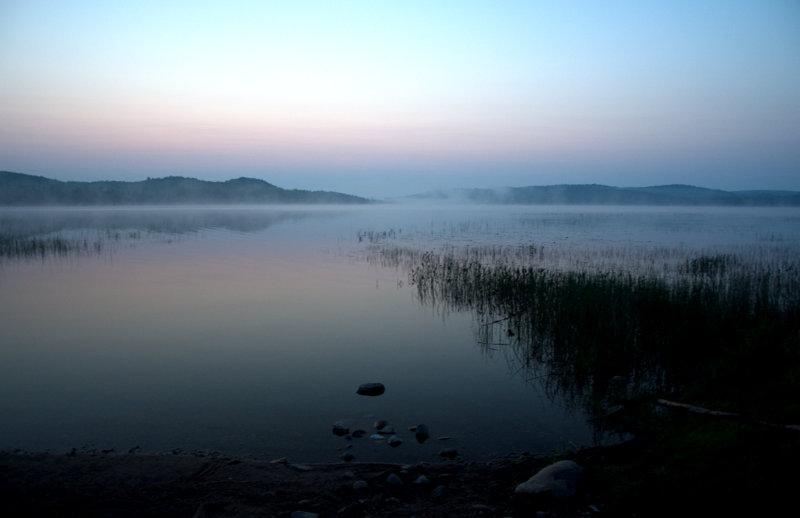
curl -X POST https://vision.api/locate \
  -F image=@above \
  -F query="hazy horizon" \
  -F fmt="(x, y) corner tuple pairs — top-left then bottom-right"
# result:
(2, 1), (799, 198)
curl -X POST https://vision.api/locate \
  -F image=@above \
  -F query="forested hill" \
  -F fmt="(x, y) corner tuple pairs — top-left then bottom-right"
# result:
(411, 184), (800, 206)
(0, 171), (370, 205)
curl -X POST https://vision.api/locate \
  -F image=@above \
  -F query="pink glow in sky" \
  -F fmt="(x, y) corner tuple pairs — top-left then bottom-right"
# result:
(1, 1), (799, 197)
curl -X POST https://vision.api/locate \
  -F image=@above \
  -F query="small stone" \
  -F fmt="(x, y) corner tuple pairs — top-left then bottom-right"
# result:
(514, 460), (583, 499)
(340, 452), (354, 461)
(439, 449), (459, 459)
(332, 423), (349, 436)
(413, 475), (430, 485)
(374, 420), (388, 430)
(377, 427), (396, 435)
(388, 435), (403, 448)
(270, 457), (288, 464)
(386, 473), (404, 486)
(351, 429), (366, 438)
(353, 480), (369, 490)
(369, 434), (384, 440)
(431, 485), (446, 497)
(415, 424), (429, 443)
(357, 383), (385, 396)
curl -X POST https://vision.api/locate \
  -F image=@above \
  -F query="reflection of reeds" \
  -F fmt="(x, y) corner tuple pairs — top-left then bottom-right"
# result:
(370, 243), (800, 423)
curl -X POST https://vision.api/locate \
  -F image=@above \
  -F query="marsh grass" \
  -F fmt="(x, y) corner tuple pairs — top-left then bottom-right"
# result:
(366, 241), (800, 425)
(0, 234), (103, 260)
(0, 230), (151, 261)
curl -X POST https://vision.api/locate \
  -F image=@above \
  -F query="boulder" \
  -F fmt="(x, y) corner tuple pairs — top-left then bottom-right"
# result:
(415, 424), (429, 443)
(514, 460), (583, 499)
(357, 383), (385, 396)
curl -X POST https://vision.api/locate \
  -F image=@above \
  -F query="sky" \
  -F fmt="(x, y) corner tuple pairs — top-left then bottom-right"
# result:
(1, 1), (799, 198)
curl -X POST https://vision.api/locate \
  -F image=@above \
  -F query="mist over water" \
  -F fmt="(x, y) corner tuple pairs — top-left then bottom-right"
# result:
(1, 204), (798, 462)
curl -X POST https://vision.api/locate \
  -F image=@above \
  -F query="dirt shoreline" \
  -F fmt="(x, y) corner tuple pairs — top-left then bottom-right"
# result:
(5, 433), (788, 517)
(0, 447), (606, 517)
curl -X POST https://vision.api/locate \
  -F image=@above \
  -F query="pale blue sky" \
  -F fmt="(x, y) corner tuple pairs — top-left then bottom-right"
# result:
(1, 1), (798, 197)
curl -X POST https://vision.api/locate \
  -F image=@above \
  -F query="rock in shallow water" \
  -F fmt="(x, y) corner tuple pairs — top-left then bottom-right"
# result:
(357, 383), (385, 396)
(415, 424), (429, 443)
(332, 423), (349, 436)
(388, 435), (403, 448)
(439, 448), (459, 459)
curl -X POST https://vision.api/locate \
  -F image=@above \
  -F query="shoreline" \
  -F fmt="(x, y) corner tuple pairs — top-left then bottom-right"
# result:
(0, 447), (601, 517)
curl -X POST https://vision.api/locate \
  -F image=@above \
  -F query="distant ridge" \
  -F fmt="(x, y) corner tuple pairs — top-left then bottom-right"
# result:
(409, 184), (800, 206)
(0, 171), (370, 205)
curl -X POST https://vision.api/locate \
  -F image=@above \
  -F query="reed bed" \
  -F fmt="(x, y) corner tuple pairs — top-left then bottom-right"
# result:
(0, 234), (102, 260)
(365, 240), (800, 424)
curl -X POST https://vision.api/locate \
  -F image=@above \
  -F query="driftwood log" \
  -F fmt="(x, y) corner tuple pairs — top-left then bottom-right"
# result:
(655, 398), (800, 432)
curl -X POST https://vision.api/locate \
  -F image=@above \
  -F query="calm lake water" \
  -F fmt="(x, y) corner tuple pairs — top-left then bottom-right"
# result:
(1, 204), (799, 462)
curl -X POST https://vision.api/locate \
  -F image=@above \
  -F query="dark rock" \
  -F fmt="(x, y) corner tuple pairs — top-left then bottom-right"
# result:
(374, 420), (388, 430)
(357, 383), (385, 396)
(386, 473), (403, 486)
(351, 429), (366, 438)
(415, 424), (429, 443)
(353, 480), (369, 491)
(439, 449), (459, 459)
(388, 435), (403, 448)
(340, 452), (354, 462)
(332, 423), (349, 436)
